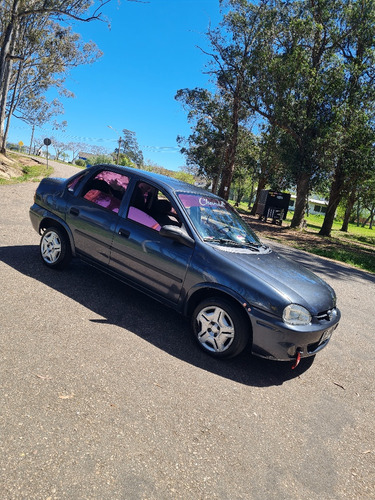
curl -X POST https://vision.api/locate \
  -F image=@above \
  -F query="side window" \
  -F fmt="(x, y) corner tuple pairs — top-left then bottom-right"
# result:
(81, 170), (129, 213)
(67, 173), (86, 193)
(127, 182), (181, 231)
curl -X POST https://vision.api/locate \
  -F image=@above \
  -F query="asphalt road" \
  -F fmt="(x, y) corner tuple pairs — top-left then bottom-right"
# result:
(1, 160), (374, 499)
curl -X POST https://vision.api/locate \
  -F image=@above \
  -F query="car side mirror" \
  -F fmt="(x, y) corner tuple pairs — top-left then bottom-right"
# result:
(159, 225), (195, 248)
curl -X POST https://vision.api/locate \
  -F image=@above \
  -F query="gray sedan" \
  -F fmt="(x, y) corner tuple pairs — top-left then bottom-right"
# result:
(30, 164), (340, 366)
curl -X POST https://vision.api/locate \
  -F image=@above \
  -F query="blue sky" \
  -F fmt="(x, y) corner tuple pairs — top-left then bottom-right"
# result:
(9, 0), (223, 171)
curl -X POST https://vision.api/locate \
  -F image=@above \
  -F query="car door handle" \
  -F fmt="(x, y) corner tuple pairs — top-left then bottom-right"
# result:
(70, 207), (79, 216)
(118, 228), (130, 238)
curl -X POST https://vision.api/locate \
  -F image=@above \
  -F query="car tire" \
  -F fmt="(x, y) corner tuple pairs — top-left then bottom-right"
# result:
(40, 226), (72, 270)
(192, 297), (250, 359)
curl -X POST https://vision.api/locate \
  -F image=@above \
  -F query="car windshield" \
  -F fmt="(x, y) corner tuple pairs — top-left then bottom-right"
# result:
(178, 193), (261, 247)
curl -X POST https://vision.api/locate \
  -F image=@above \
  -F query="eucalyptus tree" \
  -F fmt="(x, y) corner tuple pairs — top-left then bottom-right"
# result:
(199, 5), (262, 199)
(249, 125), (290, 215)
(118, 129), (144, 167)
(3, 19), (102, 153)
(175, 87), (233, 193)
(319, 0), (375, 236)
(216, 0), (375, 232)
(360, 176), (375, 229)
(218, 0), (346, 227)
(23, 98), (63, 153)
(231, 127), (259, 205)
(0, 0), (110, 154)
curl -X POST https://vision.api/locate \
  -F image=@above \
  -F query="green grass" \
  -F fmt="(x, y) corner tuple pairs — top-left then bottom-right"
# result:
(305, 246), (375, 273)
(0, 162), (53, 184)
(287, 213), (375, 246)
(231, 201), (375, 273)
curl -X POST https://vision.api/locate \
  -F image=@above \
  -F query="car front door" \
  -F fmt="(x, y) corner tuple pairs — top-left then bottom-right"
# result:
(109, 182), (195, 304)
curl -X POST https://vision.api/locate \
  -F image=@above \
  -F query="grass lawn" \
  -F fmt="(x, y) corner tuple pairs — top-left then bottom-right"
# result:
(233, 202), (375, 274)
(302, 213), (375, 245)
(0, 152), (53, 184)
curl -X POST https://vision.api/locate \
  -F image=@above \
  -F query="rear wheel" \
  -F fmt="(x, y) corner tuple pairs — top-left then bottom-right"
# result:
(191, 297), (250, 359)
(40, 226), (71, 269)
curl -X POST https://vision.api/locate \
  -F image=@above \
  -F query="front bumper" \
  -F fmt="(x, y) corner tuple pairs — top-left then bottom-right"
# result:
(249, 306), (340, 361)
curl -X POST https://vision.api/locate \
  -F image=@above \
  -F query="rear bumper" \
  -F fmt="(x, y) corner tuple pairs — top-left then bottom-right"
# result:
(29, 204), (43, 234)
(249, 306), (340, 361)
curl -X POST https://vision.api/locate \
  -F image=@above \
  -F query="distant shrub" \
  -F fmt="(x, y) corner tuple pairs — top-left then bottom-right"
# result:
(89, 155), (114, 165)
(75, 159), (86, 167)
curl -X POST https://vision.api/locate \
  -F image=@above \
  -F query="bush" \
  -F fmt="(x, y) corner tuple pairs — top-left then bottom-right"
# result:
(75, 159), (86, 167)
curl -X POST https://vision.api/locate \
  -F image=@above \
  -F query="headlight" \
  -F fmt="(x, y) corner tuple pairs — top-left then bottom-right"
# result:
(283, 304), (312, 326)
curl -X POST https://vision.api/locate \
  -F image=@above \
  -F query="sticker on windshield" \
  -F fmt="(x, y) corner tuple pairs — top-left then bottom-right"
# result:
(179, 194), (225, 208)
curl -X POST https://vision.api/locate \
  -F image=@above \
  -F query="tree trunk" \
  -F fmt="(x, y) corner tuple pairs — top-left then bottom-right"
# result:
(319, 162), (345, 236)
(211, 173), (219, 195)
(0, 0), (19, 154)
(290, 172), (310, 228)
(218, 83), (241, 200)
(340, 188), (356, 232)
(250, 175), (267, 216)
(0, 60), (13, 154)
(356, 199), (361, 226)
(235, 187), (244, 206)
(369, 208), (374, 229)
(3, 57), (23, 152)
(248, 179), (255, 209)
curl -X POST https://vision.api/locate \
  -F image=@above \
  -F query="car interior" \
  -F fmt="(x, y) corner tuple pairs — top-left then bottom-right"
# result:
(81, 172), (181, 230)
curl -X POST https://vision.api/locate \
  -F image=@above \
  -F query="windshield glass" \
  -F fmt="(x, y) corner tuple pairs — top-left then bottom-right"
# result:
(178, 193), (261, 247)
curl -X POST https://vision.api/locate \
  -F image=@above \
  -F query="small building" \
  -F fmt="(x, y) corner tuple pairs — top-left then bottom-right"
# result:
(77, 151), (95, 161)
(288, 195), (329, 215)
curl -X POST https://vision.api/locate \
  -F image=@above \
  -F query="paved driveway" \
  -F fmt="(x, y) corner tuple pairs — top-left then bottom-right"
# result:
(1, 160), (374, 499)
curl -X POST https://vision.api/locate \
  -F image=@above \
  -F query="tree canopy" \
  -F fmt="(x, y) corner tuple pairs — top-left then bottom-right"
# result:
(177, 0), (375, 234)
(0, 0), (110, 154)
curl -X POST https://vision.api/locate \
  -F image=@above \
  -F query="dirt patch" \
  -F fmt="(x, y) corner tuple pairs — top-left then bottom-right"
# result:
(0, 153), (43, 180)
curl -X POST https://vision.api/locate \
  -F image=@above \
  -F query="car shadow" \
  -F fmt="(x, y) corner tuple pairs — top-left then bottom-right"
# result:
(0, 245), (316, 387)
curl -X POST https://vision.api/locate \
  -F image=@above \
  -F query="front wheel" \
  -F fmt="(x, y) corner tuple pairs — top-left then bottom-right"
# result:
(40, 226), (71, 269)
(191, 297), (250, 359)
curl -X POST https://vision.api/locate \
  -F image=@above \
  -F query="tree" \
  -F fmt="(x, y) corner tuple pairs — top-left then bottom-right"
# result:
(359, 176), (375, 229)
(50, 136), (70, 161)
(118, 129), (144, 167)
(200, 0), (375, 233)
(230, 127), (258, 205)
(197, 6), (260, 199)
(248, 125), (291, 215)
(0, 0), (110, 154)
(319, 0), (375, 236)
(176, 88), (233, 193)
(235, 0), (345, 227)
(5, 21), (102, 153)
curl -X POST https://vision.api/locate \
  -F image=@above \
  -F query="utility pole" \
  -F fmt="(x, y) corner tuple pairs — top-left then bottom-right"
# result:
(29, 124), (35, 154)
(108, 125), (122, 165)
(117, 136), (122, 164)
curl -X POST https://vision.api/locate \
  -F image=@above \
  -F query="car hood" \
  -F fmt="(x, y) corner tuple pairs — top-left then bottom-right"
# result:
(214, 246), (336, 315)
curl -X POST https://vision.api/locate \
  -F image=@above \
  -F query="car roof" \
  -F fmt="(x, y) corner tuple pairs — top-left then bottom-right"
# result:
(93, 164), (221, 198)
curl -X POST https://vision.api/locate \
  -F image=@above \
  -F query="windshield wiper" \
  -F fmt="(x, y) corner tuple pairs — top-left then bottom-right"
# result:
(203, 237), (262, 249)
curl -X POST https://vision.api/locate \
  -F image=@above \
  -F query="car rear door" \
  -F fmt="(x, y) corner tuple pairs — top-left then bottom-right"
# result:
(66, 169), (130, 265)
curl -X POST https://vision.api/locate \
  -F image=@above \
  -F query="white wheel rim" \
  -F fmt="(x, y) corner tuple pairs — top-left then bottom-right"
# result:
(196, 306), (235, 353)
(41, 230), (62, 264)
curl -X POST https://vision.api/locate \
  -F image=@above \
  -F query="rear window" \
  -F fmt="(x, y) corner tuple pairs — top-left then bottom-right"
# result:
(81, 170), (130, 213)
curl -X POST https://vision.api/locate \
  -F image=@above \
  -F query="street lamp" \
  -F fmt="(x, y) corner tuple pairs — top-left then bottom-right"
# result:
(107, 125), (122, 164)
